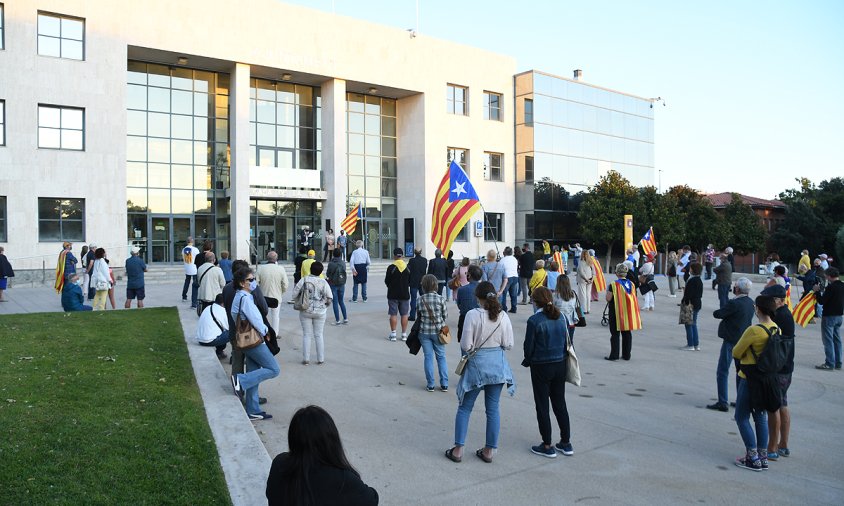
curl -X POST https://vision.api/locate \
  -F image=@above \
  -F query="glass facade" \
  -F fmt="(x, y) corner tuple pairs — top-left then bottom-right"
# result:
(250, 199), (321, 263)
(346, 93), (397, 259)
(515, 71), (654, 246)
(125, 61), (230, 262)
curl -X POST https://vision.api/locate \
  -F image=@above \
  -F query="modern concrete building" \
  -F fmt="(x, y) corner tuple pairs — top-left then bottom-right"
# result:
(0, 0), (654, 274)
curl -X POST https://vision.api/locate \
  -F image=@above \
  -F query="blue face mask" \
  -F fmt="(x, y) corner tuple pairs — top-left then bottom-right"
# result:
(75, 279), (84, 286)
(249, 280), (258, 291)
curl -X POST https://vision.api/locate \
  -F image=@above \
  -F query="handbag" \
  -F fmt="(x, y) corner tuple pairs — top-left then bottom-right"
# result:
(421, 296), (451, 345)
(448, 276), (461, 290)
(95, 281), (110, 291)
(575, 298), (586, 327)
(234, 298), (263, 350)
(455, 317), (501, 376)
(565, 328), (581, 386)
(293, 280), (313, 311)
(679, 302), (694, 325)
(406, 318), (422, 355)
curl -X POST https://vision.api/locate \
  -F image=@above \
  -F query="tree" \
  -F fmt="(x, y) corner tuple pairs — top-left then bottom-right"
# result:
(635, 185), (684, 253)
(773, 177), (844, 262)
(722, 193), (767, 255)
(578, 171), (642, 270)
(770, 200), (826, 262)
(836, 225), (844, 265)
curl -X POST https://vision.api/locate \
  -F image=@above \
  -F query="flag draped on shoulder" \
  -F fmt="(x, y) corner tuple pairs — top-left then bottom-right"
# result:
(793, 292), (816, 327)
(591, 257), (606, 293)
(611, 278), (642, 331)
(784, 278), (792, 310)
(640, 227), (657, 257)
(431, 161), (481, 254)
(54, 250), (67, 293)
(340, 202), (363, 236)
(553, 251), (564, 273)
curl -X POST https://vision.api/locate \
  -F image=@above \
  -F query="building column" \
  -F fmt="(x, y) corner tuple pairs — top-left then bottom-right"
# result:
(229, 63), (251, 261)
(320, 79), (347, 233)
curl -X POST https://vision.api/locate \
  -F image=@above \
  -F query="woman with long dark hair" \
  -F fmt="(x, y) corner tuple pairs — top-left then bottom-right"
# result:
(523, 286), (573, 458)
(267, 405), (378, 505)
(553, 275), (579, 342)
(445, 281), (515, 464)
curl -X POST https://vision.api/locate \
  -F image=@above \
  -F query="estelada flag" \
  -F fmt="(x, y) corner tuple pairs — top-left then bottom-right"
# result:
(340, 202), (362, 236)
(431, 161), (481, 254)
(552, 251), (564, 274)
(591, 256), (607, 293)
(784, 278), (792, 310)
(54, 250), (68, 293)
(793, 292), (816, 327)
(611, 278), (642, 331)
(640, 227), (657, 257)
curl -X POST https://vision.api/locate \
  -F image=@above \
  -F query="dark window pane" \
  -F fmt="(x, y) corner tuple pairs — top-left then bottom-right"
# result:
(39, 220), (62, 241)
(39, 198), (61, 220)
(62, 220), (84, 241)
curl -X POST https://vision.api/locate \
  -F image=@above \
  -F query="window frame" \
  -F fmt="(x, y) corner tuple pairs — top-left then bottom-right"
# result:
(0, 99), (5, 146)
(447, 84), (468, 116)
(447, 147), (469, 175)
(483, 91), (502, 121)
(484, 212), (503, 242)
(37, 11), (86, 61)
(524, 98), (534, 125)
(0, 195), (6, 242)
(0, 3), (5, 51)
(38, 104), (85, 151)
(483, 151), (503, 182)
(453, 222), (469, 242)
(37, 197), (86, 242)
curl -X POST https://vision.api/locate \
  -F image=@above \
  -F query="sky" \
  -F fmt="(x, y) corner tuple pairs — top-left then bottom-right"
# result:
(281, 0), (844, 200)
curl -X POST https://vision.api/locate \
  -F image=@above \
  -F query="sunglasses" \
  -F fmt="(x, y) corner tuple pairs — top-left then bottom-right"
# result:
(247, 278), (256, 282)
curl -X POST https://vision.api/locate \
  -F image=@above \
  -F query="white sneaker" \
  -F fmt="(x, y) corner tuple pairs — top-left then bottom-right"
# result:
(400, 334), (408, 341)
(388, 334), (397, 342)
(694, 346), (701, 351)
(680, 346), (695, 351)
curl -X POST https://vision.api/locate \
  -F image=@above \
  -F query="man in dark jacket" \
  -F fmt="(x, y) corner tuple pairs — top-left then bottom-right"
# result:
(427, 249), (448, 296)
(518, 244), (535, 304)
(707, 277), (754, 412)
(385, 248), (410, 342)
(407, 248), (428, 321)
(814, 266), (844, 370)
(713, 253), (733, 309)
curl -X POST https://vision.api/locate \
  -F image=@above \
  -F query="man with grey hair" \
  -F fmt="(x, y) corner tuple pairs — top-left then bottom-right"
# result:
(124, 246), (147, 309)
(197, 252), (225, 315)
(350, 240), (371, 302)
(257, 250), (289, 335)
(707, 277), (754, 412)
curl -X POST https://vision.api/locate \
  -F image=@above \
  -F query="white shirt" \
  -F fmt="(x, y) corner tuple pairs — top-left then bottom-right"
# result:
(679, 252), (691, 268)
(349, 247), (371, 267)
(195, 304), (229, 343)
(500, 255), (519, 278)
(182, 245), (199, 275)
(632, 250), (641, 266)
(639, 262), (654, 276)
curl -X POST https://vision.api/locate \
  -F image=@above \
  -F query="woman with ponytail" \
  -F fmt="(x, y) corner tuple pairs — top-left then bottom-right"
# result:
(522, 286), (573, 458)
(446, 282), (515, 464)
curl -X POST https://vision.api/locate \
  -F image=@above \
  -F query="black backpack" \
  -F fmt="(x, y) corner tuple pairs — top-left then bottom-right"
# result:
(751, 324), (793, 374)
(328, 262), (346, 286)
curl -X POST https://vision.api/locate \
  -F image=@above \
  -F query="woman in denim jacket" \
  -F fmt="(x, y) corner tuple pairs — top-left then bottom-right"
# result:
(445, 282), (515, 464)
(523, 286), (573, 458)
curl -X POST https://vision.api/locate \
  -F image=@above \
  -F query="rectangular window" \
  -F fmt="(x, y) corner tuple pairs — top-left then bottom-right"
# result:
(483, 91), (502, 121)
(447, 84), (468, 116)
(0, 100), (5, 146)
(524, 98), (534, 125)
(38, 105), (84, 150)
(525, 156), (534, 182)
(447, 147), (469, 174)
(483, 152), (502, 181)
(1, 4), (5, 50)
(454, 223), (468, 242)
(484, 213), (503, 242)
(38, 12), (85, 60)
(38, 198), (85, 242)
(0, 196), (6, 242)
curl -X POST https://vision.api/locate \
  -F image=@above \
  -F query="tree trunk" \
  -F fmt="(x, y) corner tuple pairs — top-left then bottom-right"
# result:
(605, 242), (613, 273)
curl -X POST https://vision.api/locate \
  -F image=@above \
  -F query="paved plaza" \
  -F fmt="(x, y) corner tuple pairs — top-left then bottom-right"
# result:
(3, 273), (842, 505)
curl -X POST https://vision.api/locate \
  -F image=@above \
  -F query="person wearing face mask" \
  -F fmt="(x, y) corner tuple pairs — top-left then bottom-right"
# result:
(230, 267), (280, 421)
(61, 273), (92, 312)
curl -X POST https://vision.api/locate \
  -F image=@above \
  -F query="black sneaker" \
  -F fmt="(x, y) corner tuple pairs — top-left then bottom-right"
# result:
(440, 386), (448, 392)
(554, 442), (574, 456)
(706, 403), (728, 412)
(258, 397), (267, 405)
(230, 375), (244, 402)
(531, 444), (557, 458)
(735, 456), (762, 472)
(248, 412), (272, 421)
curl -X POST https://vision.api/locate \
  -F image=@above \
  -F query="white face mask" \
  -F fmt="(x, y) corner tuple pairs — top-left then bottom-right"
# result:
(75, 279), (84, 286)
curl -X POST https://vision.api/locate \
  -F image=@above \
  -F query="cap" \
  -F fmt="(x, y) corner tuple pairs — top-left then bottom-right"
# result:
(307, 250), (315, 256)
(131, 246), (141, 254)
(820, 253), (828, 259)
(393, 247), (404, 257)
(759, 285), (786, 298)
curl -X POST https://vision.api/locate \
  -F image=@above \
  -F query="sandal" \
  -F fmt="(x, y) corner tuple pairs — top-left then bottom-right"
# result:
(475, 448), (493, 463)
(445, 447), (462, 463)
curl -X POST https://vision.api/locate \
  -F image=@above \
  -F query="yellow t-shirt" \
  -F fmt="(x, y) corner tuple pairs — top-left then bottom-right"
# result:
(732, 322), (779, 378)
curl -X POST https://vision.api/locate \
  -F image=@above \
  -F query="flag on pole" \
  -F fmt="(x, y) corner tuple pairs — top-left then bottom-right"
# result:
(431, 161), (481, 254)
(793, 292), (816, 327)
(340, 202), (363, 236)
(553, 251), (564, 274)
(611, 278), (643, 331)
(640, 227), (657, 257)
(592, 256), (607, 293)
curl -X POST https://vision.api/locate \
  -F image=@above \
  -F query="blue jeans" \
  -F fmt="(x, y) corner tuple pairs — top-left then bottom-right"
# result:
(330, 285), (347, 322)
(501, 276), (518, 311)
(454, 383), (504, 449)
(821, 315), (843, 367)
(684, 310), (700, 347)
(717, 284), (731, 309)
(409, 286), (420, 319)
(199, 329), (230, 352)
(420, 333), (448, 389)
(716, 340), (738, 405)
(236, 342), (280, 415)
(735, 377), (768, 450)
(352, 281), (367, 301)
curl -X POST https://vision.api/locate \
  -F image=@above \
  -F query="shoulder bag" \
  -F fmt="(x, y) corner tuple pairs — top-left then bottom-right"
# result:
(565, 327), (582, 386)
(421, 296), (451, 344)
(234, 297), (263, 350)
(293, 280), (314, 311)
(679, 302), (694, 325)
(455, 315), (502, 376)
(574, 298), (587, 327)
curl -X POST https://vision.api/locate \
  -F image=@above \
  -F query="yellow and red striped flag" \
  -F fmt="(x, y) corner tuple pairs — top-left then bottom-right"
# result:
(431, 161), (481, 254)
(340, 202), (362, 236)
(640, 227), (657, 257)
(592, 256), (607, 293)
(54, 249), (68, 293)
(793, 292), (816, 327)
(553, 251), (564, 273)
(611, 278), (642, 331)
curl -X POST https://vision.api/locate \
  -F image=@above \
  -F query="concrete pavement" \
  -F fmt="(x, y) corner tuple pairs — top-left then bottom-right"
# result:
(3, 274), (842, 505)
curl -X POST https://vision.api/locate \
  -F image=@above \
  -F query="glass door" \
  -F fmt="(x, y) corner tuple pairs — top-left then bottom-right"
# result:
(172, 217), (192, 263)
(150, 216), (171, 263)
(365, 220), (381, 259)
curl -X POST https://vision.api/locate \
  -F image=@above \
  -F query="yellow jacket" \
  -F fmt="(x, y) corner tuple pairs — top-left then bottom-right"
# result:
(798, 254), (811, 274)
(733, 322), (779, 378)
(529, 269), (547, 293)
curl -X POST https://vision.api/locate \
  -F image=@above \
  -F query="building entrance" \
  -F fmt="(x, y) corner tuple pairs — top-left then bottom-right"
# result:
(129, 215), (192, 263)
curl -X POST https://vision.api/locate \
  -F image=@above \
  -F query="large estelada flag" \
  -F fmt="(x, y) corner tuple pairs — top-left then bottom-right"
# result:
(592, 256), (607, 293)
(611, 278), (642, 331)
(431, 161), (481, 254)
(340, 202), (362, 236)
(793, 292), (816, 327)
(640, 227), (657, 257)
(54, 250), (68, 293)
(553, 251), (564, 274)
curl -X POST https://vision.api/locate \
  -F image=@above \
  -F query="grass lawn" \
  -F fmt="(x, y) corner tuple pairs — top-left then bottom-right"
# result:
(0, 307), (231, 505)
